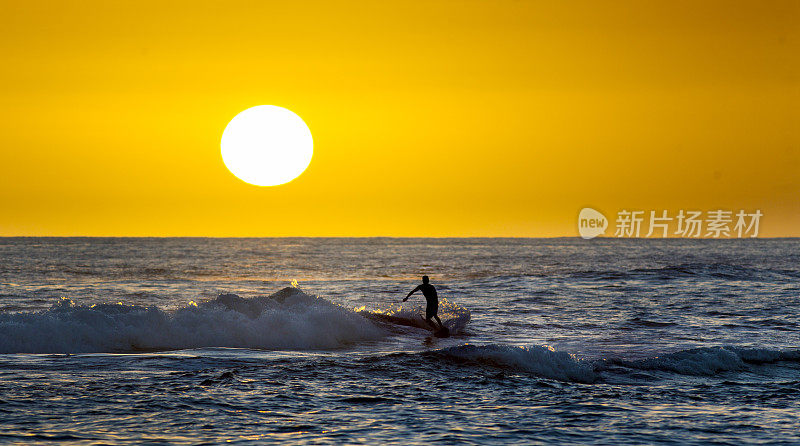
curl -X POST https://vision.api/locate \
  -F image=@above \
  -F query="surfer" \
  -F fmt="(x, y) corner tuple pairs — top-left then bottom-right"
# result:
(403, 275), (445, 331)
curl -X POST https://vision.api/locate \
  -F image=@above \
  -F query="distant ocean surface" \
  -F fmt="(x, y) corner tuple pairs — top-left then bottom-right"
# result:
(1, 237), (799, 444)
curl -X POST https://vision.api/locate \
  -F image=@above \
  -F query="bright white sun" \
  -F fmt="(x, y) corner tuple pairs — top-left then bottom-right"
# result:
(220, 105), (313, 186)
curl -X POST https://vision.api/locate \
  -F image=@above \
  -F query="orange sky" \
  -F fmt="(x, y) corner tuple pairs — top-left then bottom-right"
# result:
(1, 0), (797, 236)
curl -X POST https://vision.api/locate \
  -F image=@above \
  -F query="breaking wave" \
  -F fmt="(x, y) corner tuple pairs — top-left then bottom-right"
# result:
(417, 344), (800, 384)
(431, 344), (598, 383)
(0, 288), (385, 353)
(605, 346), (800, 375)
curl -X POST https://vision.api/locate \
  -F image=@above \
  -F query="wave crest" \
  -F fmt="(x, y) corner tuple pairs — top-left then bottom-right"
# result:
(608, 346), (800, 375)
(423, 344), (800, 383)
(0, 288), (385, 353)
(433, 344), (598, 383)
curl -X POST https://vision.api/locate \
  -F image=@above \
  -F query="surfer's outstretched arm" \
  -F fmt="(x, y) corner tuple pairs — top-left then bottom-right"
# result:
(402, 285), (420, 302)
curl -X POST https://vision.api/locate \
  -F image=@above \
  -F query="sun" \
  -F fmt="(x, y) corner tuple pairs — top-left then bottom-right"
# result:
(220, 105), (313, 186)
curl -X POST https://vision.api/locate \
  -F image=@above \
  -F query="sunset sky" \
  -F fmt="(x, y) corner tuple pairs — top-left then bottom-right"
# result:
(1, 0), (797, 236)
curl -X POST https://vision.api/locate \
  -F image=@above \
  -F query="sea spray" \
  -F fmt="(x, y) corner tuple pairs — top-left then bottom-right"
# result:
(0, 288), (385, 353)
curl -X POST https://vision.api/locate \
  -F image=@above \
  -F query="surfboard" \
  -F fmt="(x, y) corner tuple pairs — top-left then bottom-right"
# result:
(359, 309), (457, 337)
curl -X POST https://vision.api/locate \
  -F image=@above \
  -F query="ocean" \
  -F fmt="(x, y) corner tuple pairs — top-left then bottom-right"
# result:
(0, 237), (798, 444)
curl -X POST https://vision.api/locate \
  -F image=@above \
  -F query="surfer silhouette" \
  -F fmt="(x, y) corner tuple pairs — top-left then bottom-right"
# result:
(403, 275), (445, 332)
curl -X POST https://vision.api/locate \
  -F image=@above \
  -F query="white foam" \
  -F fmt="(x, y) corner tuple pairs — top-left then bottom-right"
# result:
(0, 288), (385, 353)
(363, 298), (471, 333)
(439, 344), (598, 383)
(614, 346), (800, 375)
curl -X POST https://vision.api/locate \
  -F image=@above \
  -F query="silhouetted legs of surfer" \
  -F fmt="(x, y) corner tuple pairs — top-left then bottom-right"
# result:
(403, 275), (444, 331)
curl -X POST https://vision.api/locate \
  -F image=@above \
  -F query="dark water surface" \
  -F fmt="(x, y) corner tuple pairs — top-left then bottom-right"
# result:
(1, 238), (799, 444)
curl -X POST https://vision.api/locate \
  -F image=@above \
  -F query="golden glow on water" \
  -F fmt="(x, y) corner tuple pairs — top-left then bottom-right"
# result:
(0, 1), (797, 236)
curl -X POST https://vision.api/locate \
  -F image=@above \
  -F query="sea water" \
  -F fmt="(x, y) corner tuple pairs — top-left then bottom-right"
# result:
(0, 238), (798, 444)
